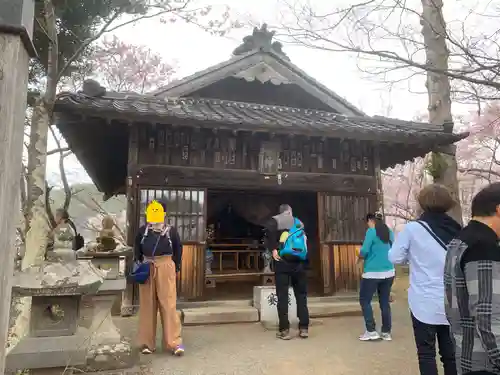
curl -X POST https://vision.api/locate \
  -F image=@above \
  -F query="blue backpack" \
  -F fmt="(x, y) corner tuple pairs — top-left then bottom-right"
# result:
(278, 217), (308, 260)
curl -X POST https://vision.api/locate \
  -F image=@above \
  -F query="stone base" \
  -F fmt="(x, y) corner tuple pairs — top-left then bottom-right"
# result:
(5, 328), (88, 371)
(205, 277), (216, 288)
(253, 285), (298, 327)
(77, 341), (138, 373)
(120, 304), (136, 317)
(89, 294), (122, 346)
(112, 293), (122, 316)
(260, 274), (275, 286)
(28, 368), (75, 375)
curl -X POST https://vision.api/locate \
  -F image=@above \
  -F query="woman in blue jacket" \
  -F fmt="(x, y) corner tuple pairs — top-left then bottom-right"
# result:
(358, 212), (395, 341)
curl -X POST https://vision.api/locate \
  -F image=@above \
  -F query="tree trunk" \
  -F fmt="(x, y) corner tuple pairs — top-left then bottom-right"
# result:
(22, 98), (50, 269)
(9, 99), (51, 347)
(421, 0), (463, 224)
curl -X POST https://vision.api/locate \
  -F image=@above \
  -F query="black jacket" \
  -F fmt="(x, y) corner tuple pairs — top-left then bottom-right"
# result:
(134, 225), (182, 271)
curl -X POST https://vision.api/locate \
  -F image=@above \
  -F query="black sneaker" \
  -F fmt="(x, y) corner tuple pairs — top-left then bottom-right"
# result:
(299, 329), (309, 339)
(276, 330), (292, 340)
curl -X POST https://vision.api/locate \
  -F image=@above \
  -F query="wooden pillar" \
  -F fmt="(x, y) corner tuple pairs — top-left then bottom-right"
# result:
(121, 124), (139, 316)
(0, 1), (36, 371)
(317, 192), (334, 295)
(373, 143), (385, 215)
(178, 244), (205, 300)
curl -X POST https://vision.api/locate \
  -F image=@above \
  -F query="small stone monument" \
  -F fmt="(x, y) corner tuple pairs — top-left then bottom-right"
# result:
(253, 285), (298, 329)
(77, 246), (136, 372)
(5, 261), (104, 373)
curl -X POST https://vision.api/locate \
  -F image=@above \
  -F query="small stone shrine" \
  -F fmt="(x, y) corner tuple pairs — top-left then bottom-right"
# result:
(5, 261), (104, 373)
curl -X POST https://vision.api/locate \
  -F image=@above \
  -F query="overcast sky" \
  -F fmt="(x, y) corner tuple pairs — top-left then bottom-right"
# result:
(47, 0), (479, 186)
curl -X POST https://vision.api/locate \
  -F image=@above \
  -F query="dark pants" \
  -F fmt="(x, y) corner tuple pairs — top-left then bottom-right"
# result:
(359, 277), (394, 332)
(274, 260), (309, 332)
(411, 313), (457, 375)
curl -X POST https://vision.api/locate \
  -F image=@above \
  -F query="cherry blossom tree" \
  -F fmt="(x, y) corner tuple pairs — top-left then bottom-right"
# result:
(89, 36), (176, 93)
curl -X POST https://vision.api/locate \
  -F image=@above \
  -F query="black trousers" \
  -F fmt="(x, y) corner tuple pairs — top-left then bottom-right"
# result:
(274, 260), (310, 332)
(411, 313), (457, 375)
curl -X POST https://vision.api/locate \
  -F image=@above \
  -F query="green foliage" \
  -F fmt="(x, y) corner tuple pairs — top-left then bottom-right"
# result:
(30, 0), (188, 86)
(31, 0), (123, 84)
(424, 152), (448, 180)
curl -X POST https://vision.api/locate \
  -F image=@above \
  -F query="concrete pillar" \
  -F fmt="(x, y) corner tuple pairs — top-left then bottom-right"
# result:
(0, 1), (36, 373)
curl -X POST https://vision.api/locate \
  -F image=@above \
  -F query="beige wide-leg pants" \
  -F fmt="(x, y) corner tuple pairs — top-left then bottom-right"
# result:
(137, 255), (182, 351)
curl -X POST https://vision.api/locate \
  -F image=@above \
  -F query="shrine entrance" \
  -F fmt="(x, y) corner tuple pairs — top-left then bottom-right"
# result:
(204, 189), (320, 300)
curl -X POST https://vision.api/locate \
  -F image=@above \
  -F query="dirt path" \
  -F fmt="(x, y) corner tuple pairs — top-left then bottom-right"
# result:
(116, 301), (422, 375)
(113, 275), (422, 375)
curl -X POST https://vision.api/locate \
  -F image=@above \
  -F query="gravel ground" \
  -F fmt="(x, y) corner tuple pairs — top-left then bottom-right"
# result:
(115, 287), (425, 375)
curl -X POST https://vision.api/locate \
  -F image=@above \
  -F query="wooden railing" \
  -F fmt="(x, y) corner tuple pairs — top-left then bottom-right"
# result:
(207, 242), (267, 276)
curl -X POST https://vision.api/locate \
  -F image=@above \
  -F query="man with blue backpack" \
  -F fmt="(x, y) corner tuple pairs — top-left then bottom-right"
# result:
(264, 204), (310, 340)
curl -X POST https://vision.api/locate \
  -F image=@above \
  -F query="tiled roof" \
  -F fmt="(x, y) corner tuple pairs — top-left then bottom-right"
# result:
(54, 92), (467, 144)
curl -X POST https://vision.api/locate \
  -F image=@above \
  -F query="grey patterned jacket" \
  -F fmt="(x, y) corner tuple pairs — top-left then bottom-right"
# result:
(444, 220), (500, 375)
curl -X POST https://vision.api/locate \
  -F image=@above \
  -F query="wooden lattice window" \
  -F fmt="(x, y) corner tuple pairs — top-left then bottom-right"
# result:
(138, 188), (205, 242)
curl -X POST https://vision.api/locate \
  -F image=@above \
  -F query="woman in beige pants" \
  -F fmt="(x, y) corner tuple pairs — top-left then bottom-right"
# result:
(134, 203), (184, 356)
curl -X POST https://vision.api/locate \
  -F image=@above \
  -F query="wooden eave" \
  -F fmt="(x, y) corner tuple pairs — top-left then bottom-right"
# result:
(54, 94), (468, 145)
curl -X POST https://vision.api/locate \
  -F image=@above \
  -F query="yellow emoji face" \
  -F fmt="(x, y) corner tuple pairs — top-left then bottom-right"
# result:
(145, 200), (165, 224)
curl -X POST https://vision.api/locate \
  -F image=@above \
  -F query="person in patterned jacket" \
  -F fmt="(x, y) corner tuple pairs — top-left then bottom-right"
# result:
(445, 182), (500, 375)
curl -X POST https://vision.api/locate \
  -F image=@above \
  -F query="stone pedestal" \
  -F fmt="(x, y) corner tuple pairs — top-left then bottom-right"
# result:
(78, 248), (134, 317)
(253, 285), (298, 328)
(88, 293), (122, 346)
(77, 250), (135, 372)
(261, 273), (275, 286)
(78, 280), (138, 373)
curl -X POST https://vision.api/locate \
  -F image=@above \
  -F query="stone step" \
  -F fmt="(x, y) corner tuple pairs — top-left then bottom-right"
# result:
(309, 301), (361, 318)
(179, 300), (360, 326)
(178, 298), (252, 310)
(182, 305), (259, 325)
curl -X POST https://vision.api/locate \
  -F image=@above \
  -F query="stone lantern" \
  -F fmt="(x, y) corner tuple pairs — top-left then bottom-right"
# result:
(5, 261), (104, 373)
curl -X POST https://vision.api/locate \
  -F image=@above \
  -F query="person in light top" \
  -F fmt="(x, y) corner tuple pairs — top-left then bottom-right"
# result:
(357, 212), (395, 341)
(389, 184), (460, 375)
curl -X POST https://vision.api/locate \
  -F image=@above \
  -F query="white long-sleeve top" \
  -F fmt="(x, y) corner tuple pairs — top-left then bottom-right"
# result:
(389, 221), (449, 325)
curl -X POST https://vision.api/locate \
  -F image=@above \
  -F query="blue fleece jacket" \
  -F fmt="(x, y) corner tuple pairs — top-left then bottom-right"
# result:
(360, 227), (395, 273)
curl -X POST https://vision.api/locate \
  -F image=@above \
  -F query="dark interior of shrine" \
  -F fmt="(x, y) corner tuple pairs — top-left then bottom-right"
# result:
(205, 189), (319, 299)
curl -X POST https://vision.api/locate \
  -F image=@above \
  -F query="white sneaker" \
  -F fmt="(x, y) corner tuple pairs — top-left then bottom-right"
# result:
(359, 331), (380, 341)
(141, 347), (153, 354)
(381, 332), (392, 341)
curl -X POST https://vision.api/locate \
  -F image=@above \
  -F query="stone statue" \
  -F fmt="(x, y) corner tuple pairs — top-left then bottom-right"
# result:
(262, 249), (272, 274)
(232, 23), (290, 61)
(45, 208), (77, 263)
(96, 216), (119, 252)
(86, 215), (123, 253)
(47, 221), (74, 252)
(205, 225), (215, 275)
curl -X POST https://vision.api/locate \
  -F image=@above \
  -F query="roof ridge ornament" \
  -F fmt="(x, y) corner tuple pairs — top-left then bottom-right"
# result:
(232, 23), (290, 61)
(80, 79), (106, 98)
